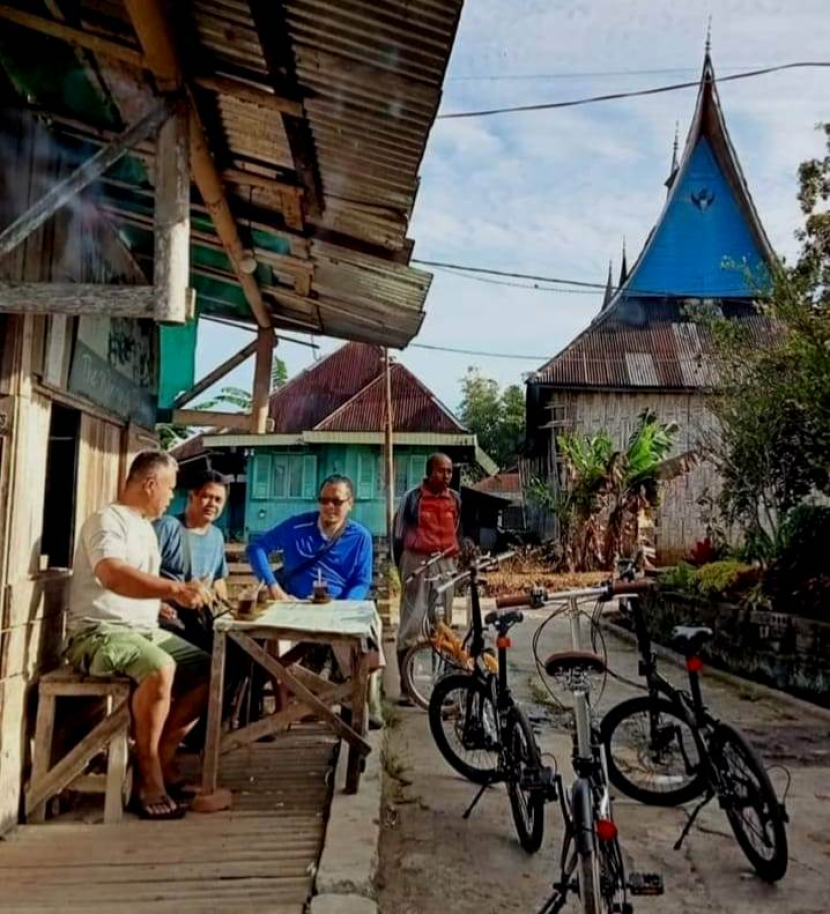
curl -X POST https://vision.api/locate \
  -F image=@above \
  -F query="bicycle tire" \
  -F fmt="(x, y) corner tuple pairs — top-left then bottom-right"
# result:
(601, 695), (707, 806)
(505, 706), (545, 853)
(572, 778), (601, 914)
(401, 641), (453, 711)
(428, 674), (499, 784)
(711, 723), (788, 882)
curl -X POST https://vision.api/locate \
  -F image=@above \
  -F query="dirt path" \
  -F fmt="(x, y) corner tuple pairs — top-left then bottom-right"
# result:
(377, 602), (830, 914)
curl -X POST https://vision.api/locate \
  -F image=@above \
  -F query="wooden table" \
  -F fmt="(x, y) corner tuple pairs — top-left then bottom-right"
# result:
(201, 601), (380, 797)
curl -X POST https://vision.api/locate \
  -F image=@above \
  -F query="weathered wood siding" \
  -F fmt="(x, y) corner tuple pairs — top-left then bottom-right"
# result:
(529, 389), (718, 564)
(0, 107), (156, 834)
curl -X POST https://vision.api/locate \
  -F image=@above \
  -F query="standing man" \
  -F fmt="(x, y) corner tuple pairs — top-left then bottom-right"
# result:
(247, 475), (372, 602)
(65, 451), (210, 820)
(393, 453), (461, 705)
(154, 470), (230, 652)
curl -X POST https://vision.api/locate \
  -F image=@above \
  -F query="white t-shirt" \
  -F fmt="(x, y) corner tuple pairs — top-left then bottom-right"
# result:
(67, 504), (161, 633)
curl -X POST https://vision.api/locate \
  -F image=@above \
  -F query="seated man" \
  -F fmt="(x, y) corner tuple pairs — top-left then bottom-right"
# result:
(65, 451), (210, 820)
(154, 470), (230, 653)
(247, 475), (382, 727)
(247, 474), (372, 602)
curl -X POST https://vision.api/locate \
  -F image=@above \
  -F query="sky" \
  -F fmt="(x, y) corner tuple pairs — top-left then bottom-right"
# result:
(195, 0), (830, 414)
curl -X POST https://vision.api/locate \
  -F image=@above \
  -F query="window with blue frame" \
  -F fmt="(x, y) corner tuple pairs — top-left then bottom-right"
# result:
(250, 453), (318, 500)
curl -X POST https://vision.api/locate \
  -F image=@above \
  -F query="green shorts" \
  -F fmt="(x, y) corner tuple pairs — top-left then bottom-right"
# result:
(65, 624), (209, 691)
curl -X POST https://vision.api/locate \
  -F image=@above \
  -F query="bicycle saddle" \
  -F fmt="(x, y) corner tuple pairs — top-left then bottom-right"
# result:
(484, 608), (524, 630)
(671, 625), (713, 655)
(544, 650), (606, 677)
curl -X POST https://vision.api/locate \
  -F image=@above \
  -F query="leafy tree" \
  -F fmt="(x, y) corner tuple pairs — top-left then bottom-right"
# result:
(271, 356), (289, 391)
(698, 122), (830, 555)
(458, 368), (526, 469)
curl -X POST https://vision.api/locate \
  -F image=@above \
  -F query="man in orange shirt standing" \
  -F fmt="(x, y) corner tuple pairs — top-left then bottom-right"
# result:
(393, 453), (461, 705)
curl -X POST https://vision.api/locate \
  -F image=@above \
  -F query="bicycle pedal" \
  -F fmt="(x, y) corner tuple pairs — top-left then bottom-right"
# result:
(521, 765), (558, 798)
(628, 872), (664, 896)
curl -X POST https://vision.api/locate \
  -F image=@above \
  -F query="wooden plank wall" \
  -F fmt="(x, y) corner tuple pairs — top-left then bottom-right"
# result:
(0, 106), (145, 833)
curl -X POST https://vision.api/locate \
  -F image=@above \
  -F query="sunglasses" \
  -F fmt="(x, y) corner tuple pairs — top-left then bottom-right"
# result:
(318, 496), (350, 506)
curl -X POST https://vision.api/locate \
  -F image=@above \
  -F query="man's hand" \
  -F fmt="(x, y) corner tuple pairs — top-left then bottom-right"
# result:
(159, 603), (179, 623)
(267, 583), (291, 602)
(171, 579), (210, 609)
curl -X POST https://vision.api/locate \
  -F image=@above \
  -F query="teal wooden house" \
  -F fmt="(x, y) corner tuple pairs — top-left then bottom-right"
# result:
(172, 343), (494, 541)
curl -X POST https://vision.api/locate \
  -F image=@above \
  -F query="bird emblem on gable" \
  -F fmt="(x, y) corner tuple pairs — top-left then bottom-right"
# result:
(691, 187), (716, 211)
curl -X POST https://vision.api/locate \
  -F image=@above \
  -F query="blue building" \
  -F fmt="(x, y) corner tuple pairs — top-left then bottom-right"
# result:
(525, 52), (777, 561)
(172, 342), (495, 541)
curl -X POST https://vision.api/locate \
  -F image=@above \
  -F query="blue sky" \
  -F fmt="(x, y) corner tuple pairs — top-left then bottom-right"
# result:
(195, 0), (830, 412)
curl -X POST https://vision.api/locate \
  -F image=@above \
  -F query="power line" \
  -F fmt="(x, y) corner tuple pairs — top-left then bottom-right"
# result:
(415, 258), (758, 298)
(411, 342), (548, 360)
(448, 64), (765, 82)
(437, 61), (830, 119)
(430, 265), (600, 294)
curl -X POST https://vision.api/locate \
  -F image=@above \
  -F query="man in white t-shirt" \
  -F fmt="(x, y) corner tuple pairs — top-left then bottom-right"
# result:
(66, 450), (210, 820)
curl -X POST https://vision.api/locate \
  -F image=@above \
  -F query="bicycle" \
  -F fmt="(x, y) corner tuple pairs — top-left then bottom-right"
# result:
(400, 550), (498, 710)
(497, 580), (663, 914)
(427, 552), (551, 853)
(599, 578), (789, 882)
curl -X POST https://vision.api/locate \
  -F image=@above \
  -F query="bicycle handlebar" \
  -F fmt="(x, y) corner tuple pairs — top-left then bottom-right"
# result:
(611, 579), (654, 596)
(495, 591), (536, 609)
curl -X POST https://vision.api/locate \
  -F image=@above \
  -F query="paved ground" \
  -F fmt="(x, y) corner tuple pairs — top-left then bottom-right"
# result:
(377, 601), (830, 914)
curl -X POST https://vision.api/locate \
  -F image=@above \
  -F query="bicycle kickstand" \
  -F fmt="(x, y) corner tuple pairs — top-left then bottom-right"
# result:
(462, 779), (495, 820)
(674, 789), (714, 851)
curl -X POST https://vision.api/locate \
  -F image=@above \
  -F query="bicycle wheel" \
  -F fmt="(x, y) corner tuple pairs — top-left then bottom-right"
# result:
(401, 641), (453, 711)
(601, 695), (707, 806)
(711, 723), (788, 882)
(505, 706), (545, 853)
(429, 674), (499, 784)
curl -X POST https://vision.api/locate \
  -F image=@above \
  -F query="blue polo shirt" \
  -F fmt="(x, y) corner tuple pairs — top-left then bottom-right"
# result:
(247, 512), (373, 600)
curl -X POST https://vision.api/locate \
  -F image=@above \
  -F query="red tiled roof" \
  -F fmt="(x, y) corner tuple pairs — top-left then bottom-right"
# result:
(530, 299), (776, 390)
(315, 362), (467, 433)
(472, 473), (522, 495)
(269, 342), (385, 432)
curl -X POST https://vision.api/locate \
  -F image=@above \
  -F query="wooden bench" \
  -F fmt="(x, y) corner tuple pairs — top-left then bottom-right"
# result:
(26, 667), (132, 824)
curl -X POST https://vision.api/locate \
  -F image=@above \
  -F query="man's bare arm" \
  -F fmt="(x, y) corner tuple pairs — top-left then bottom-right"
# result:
(96, 559), (207, 608)
(214, 578), (229, 602)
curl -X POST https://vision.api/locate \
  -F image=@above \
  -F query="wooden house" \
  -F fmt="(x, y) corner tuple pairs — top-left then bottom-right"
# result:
(0, 0), (462, 836)
(524, 53), (776, 562)
(170, 341), (496, 541)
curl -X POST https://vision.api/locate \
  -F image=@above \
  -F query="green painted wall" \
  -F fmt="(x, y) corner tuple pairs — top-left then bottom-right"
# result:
(244, 445), (435, 538)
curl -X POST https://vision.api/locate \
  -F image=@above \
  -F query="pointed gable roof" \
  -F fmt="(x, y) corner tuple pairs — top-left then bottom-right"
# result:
(314, 362), (468, 433)
(268, 342), (384, 433)
(622, 54), (774, 300)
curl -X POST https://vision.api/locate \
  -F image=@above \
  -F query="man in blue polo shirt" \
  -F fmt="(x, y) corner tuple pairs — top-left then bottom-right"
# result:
(247, 474), (372, 602)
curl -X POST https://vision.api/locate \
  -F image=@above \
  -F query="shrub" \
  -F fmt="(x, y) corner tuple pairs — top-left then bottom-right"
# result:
(764, 504), (830, 618)
(694, 560), (758, 598)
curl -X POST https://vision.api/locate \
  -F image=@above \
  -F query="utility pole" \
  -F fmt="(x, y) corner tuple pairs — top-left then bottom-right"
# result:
(383, 348), (395, 560)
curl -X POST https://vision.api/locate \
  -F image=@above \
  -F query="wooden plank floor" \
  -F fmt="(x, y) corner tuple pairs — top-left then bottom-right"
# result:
(0, 725), (337, 913)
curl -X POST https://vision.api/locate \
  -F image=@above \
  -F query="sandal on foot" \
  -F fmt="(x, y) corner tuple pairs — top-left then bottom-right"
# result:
(130, 794), (186, 821)
(396, 694), (414, 707)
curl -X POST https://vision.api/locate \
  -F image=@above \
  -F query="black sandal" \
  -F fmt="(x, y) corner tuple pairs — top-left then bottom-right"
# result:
(130, 794), (186, 820)
(167, 782), (201, 804)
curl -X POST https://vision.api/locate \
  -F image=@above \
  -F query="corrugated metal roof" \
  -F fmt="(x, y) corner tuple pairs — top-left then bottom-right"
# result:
(531, 299), (775, 390)
(0, 0), (458, 347)
(472, 473), (522, 496)
(314, 361), (467, 433)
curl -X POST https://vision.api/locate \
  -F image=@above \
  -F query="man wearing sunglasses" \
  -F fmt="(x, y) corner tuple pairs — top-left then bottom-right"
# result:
(246, 475), (372, 603)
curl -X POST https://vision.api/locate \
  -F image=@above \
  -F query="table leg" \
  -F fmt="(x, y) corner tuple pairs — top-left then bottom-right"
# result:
(346, 649), (370, 794)
(201, 630), (227, 794)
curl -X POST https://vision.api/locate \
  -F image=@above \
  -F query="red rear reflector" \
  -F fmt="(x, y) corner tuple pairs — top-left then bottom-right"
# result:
(496, 637), (512, 649)
(596, 818), (618, 842)
(686, 656), (703, 673)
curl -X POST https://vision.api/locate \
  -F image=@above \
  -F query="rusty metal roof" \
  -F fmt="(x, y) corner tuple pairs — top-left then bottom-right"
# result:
(471, 472), (522, 496)
(315, 360), (467, 433)
(0, 0), (459, 346)
(530, 299), (775, 390)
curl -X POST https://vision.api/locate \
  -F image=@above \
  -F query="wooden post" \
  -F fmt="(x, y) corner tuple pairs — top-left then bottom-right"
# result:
(201, 630), (227, 795)
(172, 336), (261, 409)
(384, 350), (395, 560)
(0, 99), (172, 259)
(252, 327), (273, 434)
(153, 104), (190, 324)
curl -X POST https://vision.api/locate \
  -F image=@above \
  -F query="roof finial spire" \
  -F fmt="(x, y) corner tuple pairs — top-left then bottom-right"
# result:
(619, 239), (628, 286)
(601, 259), (614, 311)
(705, 14), (712, 55)
(671, 121), (680, 172)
